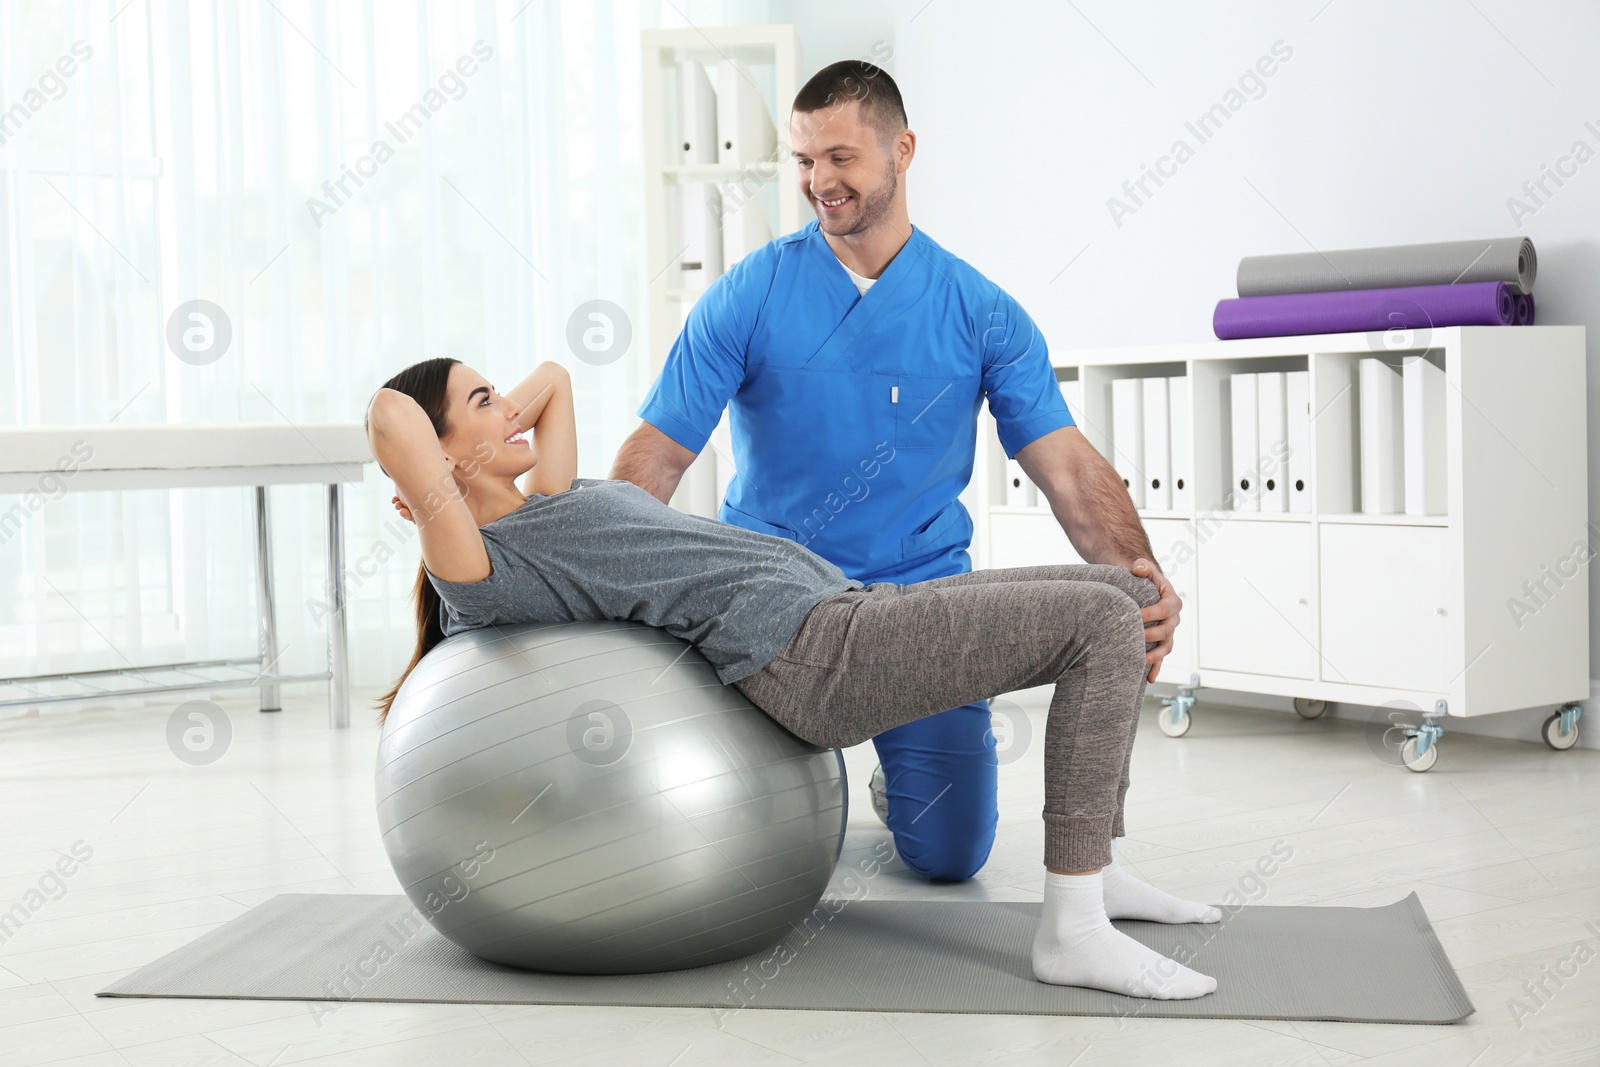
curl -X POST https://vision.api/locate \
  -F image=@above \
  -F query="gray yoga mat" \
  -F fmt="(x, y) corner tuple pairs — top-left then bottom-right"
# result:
(1237, 236), (1536, 297)
(96, 892), (1474, 1024)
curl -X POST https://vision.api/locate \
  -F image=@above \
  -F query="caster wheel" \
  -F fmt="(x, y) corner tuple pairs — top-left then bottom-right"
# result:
(1401, 737), (1438, 772)
(1542, 713), (1580, 751)
(1158, 708), (1192, 737)
(1293, 698), (1327, 720)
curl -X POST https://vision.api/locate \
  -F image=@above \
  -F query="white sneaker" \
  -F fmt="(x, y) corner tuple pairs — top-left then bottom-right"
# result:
(869, 763), (890, 827)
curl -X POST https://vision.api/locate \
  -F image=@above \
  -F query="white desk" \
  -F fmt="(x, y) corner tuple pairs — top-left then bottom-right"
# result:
(0, 424), (373, 728)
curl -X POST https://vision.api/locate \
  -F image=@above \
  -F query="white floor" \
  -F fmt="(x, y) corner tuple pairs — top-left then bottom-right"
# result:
(2, 686), (1598, 1067)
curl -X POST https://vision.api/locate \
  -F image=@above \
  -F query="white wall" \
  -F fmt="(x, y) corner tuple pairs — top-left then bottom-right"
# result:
(890, 0), (1599, 349)
(787, 0), (1600, 746)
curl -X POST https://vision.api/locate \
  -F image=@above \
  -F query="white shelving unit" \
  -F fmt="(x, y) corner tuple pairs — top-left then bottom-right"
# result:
(974, 325), (1590, 769)
(640, 24), (804, 519)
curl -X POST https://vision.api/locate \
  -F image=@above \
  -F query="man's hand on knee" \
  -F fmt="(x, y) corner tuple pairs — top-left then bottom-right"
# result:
(1127, 559), (1181, 684)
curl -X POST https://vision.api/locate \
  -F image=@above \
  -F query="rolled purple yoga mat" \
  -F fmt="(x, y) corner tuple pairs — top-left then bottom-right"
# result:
(1213, 281), (1515, 340)
(1514, 292), (1536, 325)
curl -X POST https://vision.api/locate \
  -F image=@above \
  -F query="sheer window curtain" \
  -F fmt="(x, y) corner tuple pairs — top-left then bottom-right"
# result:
(0, 0), (645, 714)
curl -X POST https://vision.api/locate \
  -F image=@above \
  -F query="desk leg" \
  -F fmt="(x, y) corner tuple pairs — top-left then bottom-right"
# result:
(326, 483), (350, 729)
(253, 486), (281, 713)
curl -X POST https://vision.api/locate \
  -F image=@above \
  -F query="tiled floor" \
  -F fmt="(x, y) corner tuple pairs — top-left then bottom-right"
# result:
(2, 686), (1597, 1066)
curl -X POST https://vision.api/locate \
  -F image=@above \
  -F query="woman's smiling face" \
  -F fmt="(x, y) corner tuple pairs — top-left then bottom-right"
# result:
(438, 363), (536, 484)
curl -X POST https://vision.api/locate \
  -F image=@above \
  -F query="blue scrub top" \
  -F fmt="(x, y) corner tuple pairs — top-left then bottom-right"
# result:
(637, 220), (1075, 585)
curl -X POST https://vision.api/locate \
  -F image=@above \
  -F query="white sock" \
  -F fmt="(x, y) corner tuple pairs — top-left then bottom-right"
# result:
(1102, 843), (1222, 924)
(1032, 870), (1217, 1000)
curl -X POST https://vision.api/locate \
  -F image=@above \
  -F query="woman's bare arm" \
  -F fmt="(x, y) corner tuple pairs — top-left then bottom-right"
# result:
(366, 388), (491, 583)
(504, 362), (578, 497)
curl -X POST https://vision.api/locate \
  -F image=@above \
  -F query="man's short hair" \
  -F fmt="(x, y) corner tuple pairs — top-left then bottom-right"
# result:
(791, 60), (907, 146)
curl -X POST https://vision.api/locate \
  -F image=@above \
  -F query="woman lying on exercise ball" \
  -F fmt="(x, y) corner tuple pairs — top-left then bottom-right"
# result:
(365, 356), (1219, 1001)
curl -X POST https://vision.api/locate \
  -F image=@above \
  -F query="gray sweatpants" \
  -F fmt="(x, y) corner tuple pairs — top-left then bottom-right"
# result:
(731, 563), (1162, 873)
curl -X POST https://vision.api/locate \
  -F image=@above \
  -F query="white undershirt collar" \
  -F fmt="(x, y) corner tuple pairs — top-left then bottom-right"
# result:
(836, 256), (877, 296)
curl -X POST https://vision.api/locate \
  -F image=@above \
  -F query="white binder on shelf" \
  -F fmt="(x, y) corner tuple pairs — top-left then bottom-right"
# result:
(1004, 458), (1035, 507)
(1403, 354), (1446, 515)
(1256, 370), (1287, 513)
(1229, 372), (1260, 511)
(1285, 369), (1311, 512)
(677, 60), (718, 165)
(678, 183), (724, 288)
(1061, 378), (1083, 425)
(1168, 375), (1192, 511)
(1111, 377), (1145, 508)
(1141, 377), (1171, 511)
(1359, 357), (1405, 514)
(719, 186), (772, 270)
(716, 59), (777, 164)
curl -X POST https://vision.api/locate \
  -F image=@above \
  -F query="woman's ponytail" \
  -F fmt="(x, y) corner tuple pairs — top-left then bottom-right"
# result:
(375, 562), (446, 725)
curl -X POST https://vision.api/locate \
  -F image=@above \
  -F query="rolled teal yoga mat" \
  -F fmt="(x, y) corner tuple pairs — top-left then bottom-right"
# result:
(1237, 236), (1536, 297)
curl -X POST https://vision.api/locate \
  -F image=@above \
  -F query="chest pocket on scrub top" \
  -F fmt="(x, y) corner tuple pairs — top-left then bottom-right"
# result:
(893, 374), (966, 450)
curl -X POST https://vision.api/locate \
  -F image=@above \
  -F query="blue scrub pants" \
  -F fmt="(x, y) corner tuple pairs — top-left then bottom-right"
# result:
(871, 700), (998, 881)
(867, 561), (996, 882)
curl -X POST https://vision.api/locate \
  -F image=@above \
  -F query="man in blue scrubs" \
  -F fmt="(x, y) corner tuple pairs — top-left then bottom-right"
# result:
(611, 60), (1183, 882)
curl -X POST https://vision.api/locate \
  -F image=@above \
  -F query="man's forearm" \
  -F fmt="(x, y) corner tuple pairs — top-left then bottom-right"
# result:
(608, 429), (684, 505)
(1044, 449), (1154, 569)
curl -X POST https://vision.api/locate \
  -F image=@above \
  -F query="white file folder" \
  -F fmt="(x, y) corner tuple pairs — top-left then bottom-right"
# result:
(716, 59), (777, 164)
(677, 60), (718, 165)
(1359, 357), (1405, 514)
(1256, 371), (1287, 512)
(678, 182), (723, 288)
(1004, 458), (1035, 507)
(1230, 372), (1259, 511)
(1285, 369), (1311, 512)
(1142, 377), (1171, 511)
(1168, 375), (1192, 511)
(1403, 354), (1446, 515)
(1061, 378), (1083, 425)
(1112, 377), (1145, 508)
(719, 186), (772, 269)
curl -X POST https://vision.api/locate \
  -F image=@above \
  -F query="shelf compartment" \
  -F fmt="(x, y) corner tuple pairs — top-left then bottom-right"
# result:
(1312, 349), (1450, 519)
(1318, 524), (1449, 691)
(1196, 519), (1316, 679)
(1191, 354), (1308, 517)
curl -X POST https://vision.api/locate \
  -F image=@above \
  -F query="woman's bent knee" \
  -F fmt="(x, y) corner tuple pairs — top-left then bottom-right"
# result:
(1077, 563), (1160, 609)
(1127, 572), (1160, 609)
(1079, 583), (1150, 664)
(1077, 579), (1146, 626)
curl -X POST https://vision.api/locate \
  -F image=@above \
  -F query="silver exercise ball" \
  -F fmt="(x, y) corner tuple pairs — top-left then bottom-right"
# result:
(375, 620), (848, 975)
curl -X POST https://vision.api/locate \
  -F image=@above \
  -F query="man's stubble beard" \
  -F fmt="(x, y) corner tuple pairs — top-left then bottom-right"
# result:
(819, 153), (898, 238)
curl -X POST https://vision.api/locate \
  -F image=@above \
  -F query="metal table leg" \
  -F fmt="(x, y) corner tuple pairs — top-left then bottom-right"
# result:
(253, 486), (282, 712)
(326, 483), (350, 728)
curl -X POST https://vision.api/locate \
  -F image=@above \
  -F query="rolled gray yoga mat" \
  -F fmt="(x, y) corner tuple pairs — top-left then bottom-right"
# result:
(1237, 236), (1536, 297)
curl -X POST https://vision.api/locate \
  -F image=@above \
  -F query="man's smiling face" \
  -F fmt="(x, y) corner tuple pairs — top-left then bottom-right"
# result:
(790, 98), (899, 239)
